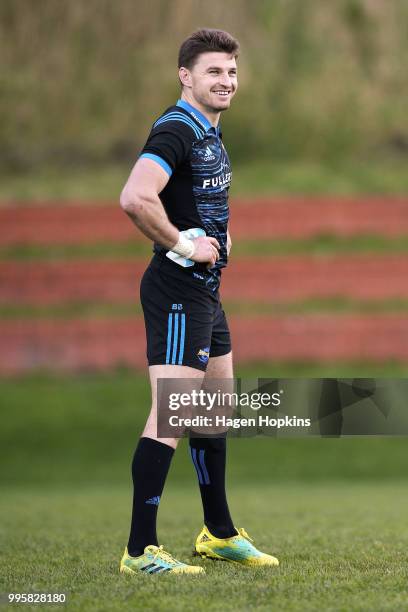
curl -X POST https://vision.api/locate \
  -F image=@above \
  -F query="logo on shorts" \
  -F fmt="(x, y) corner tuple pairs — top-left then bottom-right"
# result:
(197, 347), (210, 364)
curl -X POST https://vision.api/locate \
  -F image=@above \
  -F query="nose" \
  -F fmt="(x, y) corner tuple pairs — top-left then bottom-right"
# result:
(218, 73), (232, 89)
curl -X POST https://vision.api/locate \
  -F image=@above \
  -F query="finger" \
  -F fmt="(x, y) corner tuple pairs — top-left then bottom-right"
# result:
(208, 237), (220, 251)
(208, 252), (216, 268)
(211, 246), (220, 260)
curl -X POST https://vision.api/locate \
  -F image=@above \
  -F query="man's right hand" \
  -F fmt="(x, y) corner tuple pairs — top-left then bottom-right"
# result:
(190, 236), (220, 267)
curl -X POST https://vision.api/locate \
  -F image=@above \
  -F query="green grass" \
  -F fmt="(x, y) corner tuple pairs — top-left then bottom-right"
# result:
(2, 369), (408, 608)
(0, 302), (143, 319)
(1, 159), (408, 202)
(225, 298), (408, 316)
(0, 165), (128, 203)
(236, 361), (408, 378)
(2, 482), (408, 611)
(237, 236), (408, 256)
(231, 159), (408, 197)
(3, 235), (408, 262)
(0, 241), (152, 261)
(2, 369), (408, 489)
(3, 297), (408, 321)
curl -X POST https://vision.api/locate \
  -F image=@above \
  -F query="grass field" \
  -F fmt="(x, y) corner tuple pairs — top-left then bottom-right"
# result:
(5, 297), (408, 321)
(2, 368), (408, 487)
(2, 483), (408, 611)
(4, 235), (408, 262)
(1, 369), (408, 610)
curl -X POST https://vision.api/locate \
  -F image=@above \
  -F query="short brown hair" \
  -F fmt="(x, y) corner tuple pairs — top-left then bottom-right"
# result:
(178, 28), (239, 69)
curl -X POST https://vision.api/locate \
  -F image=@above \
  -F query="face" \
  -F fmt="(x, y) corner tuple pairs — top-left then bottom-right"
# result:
(179, 51), (238, 113)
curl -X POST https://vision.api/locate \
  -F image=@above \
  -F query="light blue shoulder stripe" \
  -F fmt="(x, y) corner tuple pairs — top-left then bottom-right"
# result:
(154, 111), (204, 133)
(153, 112), (204, 139)
(139, 153), (172, 177)
(154, 117), (201, 140)
(154, 114), (203, 139)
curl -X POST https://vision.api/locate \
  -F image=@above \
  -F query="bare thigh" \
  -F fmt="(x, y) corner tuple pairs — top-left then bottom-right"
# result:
(142, 353), (234, 446)
(142, 364), (205, 448)
(205, 351), (233, 379)
(203, 351), (234, 430)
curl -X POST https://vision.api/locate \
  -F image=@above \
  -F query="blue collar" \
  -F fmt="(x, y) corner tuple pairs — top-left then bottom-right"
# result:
(176, 99), (220, 136)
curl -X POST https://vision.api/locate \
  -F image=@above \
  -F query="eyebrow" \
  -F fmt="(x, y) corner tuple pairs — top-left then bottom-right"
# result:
(206, 66), (237, 71)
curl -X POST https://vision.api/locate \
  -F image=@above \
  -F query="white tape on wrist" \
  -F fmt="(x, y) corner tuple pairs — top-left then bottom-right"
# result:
(172, 233), (195, 259)
(166, 227), (205, 268)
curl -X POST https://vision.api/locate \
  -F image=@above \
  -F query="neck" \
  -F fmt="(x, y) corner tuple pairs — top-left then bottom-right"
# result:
(181, 92), (220, 127)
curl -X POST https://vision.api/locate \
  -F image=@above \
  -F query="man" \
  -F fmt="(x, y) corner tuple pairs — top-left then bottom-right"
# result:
(119, 28), (279, 575)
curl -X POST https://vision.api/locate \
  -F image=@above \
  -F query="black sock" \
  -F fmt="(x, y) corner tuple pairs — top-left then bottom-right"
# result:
(189, 436), (236, 539)
(127, 437), (174, 557)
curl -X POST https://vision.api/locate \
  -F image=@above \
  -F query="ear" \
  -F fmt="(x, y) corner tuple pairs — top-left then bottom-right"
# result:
(179, 67), (192, 89)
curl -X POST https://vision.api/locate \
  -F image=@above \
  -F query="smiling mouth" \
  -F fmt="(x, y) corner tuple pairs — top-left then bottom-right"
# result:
(212, 90), (231, 97)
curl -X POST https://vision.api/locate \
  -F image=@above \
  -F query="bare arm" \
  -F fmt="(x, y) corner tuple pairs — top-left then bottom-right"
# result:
(120, 157), (179, 249)
(120, 158), (220, 265)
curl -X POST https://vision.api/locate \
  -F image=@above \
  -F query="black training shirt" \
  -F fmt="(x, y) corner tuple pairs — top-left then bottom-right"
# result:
(140, 98), (232, 293)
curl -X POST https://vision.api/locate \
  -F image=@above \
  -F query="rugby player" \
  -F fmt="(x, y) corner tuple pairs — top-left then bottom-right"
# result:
(119, 28), (279, 575)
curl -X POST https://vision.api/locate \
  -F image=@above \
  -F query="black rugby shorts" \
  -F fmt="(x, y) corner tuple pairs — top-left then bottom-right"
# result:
(140, 255), (231, 371)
